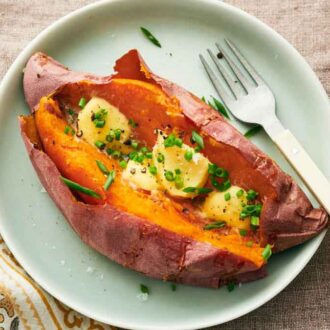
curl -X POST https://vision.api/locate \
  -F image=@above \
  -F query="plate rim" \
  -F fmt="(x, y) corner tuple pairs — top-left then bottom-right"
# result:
(0, 0), (328, 329)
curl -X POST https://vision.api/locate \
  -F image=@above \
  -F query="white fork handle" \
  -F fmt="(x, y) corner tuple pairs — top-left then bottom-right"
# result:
(273, 129), (330, 214)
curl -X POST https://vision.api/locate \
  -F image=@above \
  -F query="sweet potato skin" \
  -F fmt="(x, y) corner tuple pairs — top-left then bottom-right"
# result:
(20, 50), (328, 287)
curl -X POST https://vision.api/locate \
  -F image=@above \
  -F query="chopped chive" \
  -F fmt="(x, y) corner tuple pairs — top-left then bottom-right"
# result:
(201, 96), (206, 103)
(135, 153), (145, 163)
(96, 160), (109, 175)
(157, 153), (165, 163)
(112, 151), (121, 159)
(149, 166), (157, 175)
(164, 134), (182, 148)
(64, 126), (70, 135)
(240, 204), (262, 218)
(175, 176), (184, 189)
(103, 170), (116, 191)
(140, 147), (149, 154)
(211, 176), (231, 192)
(140, 284), (150, 294)
(106, 132), (115, 143)
(262, 244), (272, 260)
(114, 129), (121, 141)
(61, 176), (100, 198)
(212, 97), (230, 119)
(145, 152), (153, 159)
(94, 120), (105, 128)
(208, 164), (228, 178)
(184, 150), (193, 161)
(175, 168), (181, 175)
(106, 148), (114, 155)
(197, 187), (213, 194)
(182, 187), (196, 193)
(239, 229), (247, 237)
(191, 131), (204, 149)
(244, 124), (262, 138)
(67, 108), (75, 116)
(171, 283), (177, 291)
(95, 140), (106, 149)
(78, 97), (87, 108)
(246, 189), (258, 201)
(203, 221), (227, 230)
(119, 160), (127, 169)
(250, 216), (260, 227)
(246, 241), (254, 247)
(128, 118), (138, 128)
(224, 192), (231, 201)
(165, 170), (175, 182)
(129, 151), (138, 160)
(131, 140), (139, 149)
(140, 27), (161, 48)
(236, 189), (244, 198)
(226, 282), (235, 292)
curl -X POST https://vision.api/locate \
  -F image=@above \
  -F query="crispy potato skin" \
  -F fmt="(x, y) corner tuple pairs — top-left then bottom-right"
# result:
(19, 50), (328, 287)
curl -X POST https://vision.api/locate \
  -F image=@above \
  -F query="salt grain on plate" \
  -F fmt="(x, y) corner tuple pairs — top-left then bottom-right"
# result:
(136, 293), (149, 302)
(86, 266), (95, 273)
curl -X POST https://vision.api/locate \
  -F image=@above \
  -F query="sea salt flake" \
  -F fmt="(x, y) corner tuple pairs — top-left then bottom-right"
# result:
(86, 266), (95, 274)
(136, 293), (149, 302)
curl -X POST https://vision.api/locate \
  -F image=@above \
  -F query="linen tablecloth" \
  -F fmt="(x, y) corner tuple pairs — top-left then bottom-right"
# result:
(0, 1), (329, 329)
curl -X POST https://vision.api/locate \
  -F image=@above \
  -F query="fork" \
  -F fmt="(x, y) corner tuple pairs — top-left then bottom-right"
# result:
(200, 39), (330, 214)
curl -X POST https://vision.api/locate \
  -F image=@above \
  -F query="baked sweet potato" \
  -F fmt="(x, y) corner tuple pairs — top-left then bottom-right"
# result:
(19, 50), (328, 288)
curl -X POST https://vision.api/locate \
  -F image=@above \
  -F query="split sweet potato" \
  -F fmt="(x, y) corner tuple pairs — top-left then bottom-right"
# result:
(19, 50), (328, 288)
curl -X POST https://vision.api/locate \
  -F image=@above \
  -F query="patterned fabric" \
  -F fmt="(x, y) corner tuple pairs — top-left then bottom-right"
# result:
(0, 1), (329, 329)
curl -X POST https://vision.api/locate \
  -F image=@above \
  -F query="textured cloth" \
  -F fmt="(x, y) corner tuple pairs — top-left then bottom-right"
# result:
(0, 1), (329, 329)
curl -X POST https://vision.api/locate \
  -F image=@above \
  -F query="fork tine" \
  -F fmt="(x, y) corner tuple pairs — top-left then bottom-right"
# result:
(207, 49), (244, 99)
(216, 43), (254, 92)
(225, 39), (264, 85)
(199, 54), (233, 106)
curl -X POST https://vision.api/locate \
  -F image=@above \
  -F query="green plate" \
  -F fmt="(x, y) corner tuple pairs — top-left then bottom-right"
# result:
(0, 0), (328, 329)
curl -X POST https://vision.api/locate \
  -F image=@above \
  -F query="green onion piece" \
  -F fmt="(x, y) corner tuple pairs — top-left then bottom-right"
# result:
(95, 140), (106, 149)
(194, 146), (202, 152)
(78, 97), (87, 108)
(140, 147), (149, 154)
(224, 192), (231, 201)
(164, 134), (181, 148)
(94, 120), (105, 128)
(208, 164), (228, 178)
(140, 284), (150, 294)
(250, 216), (260, 227)
(197, 187), (213, 194)
(140, 27), (161, 48)
(226, 282), (235, 292)
(128, 118), (138, 128)
(171, 283), (177, 292)
(61, 176), (100, 198)
(239, 229), (247, 237)
(175, 168), (181, 175)
(182, 187), (196, 193)
(246, 189), (258, 201)
(119, 160), (127, 169)
(240, 204), (262, 218)
(246, 241), (254, 247)
(236, 189), (244, 198)
(106, 148), (114, 155)
(149, 166), (157, 175)
(244, 124), (262, 138)
(191, 131), (204, 149)
(106, 132), (114, 143)
(175, 176), (184, 189)
(114, 129), (121, 141)
(262, 244), (272, 260)
(67, 108), (75, 116)
(145, 152), (153, 159)
(129, 151), (138, 160)
(203, 221), (227, 230)
(64, 126), (70, 135)
(112, 151), (121, 159)
(103, 170), (116, 191)
(157, 153), (165, 163)
(212, 97), (230, 119)
(211, 176), (231, 192)
(174, 138), (183, 147)
(184, 150), (193, 161)
(135, 153), (144, 163)
(131, 141), (139, 149)
(201, 96), (206, 103)
(165, 170), (175, 182)
(96, 160), (109, 175)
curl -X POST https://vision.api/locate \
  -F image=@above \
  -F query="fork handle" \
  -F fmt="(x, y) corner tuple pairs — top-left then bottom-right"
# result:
(273, 129), (330, 214)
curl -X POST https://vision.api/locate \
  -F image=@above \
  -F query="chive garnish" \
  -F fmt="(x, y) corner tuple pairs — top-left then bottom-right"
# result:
(106, 148), (114, 155)
(157, 153), (165, 163)
(211, 97), (230, 119)
(140, 284), (150, 294)
(201, 96), (206, 103)
(119, 160), (127, 169)
(95, 140), (106, 149)
(114, 129), (121, 141)
(171, 283), (177, 292)
(131, 141), (139, 149)
(203, 221), (227, 230)
(244, 124), (262, 138)
(64, 126), (70, 135)
(140, 27), (161, 48)
(164, 134), (182, 148)
(149, 166), (157, 175)
(78, 97), (87, 108)
(94, 120), (105, 128)
(191, 131), (204, 149)
(210, 176), (231, 192)
(61, 176), (100, 198)
(67, 108), (75, 116)
(165, 170), (175, 182)
(226, 282), (235, 292)
(145, 152), (153, 159)
(246, 189), (258, 201)
(262, 244), (272, 260)
(239, 229), (247, 237)
(103, 170), (116, 191)
(236, 189), (244, 198)
(111, 151), (121, 159)
(174, 176), (184, 189)
(182, 187), (213, 194)
(140, 147), (149, 154)
(96, 160), (109, 175)
(128, 118), (138, 128)
(184, 150), (193, 161)
(240, 204), (262, 218)
(250, 216), (259, 227)
(208, 164), (228, 178)
(224, 192), (231, 201)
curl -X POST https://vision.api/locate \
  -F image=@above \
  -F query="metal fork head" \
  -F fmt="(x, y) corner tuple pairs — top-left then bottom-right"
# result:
(200, 39), (277, 129)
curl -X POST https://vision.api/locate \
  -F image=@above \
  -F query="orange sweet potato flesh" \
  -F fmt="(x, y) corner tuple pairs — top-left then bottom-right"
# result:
(35, 96), (264, 267)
